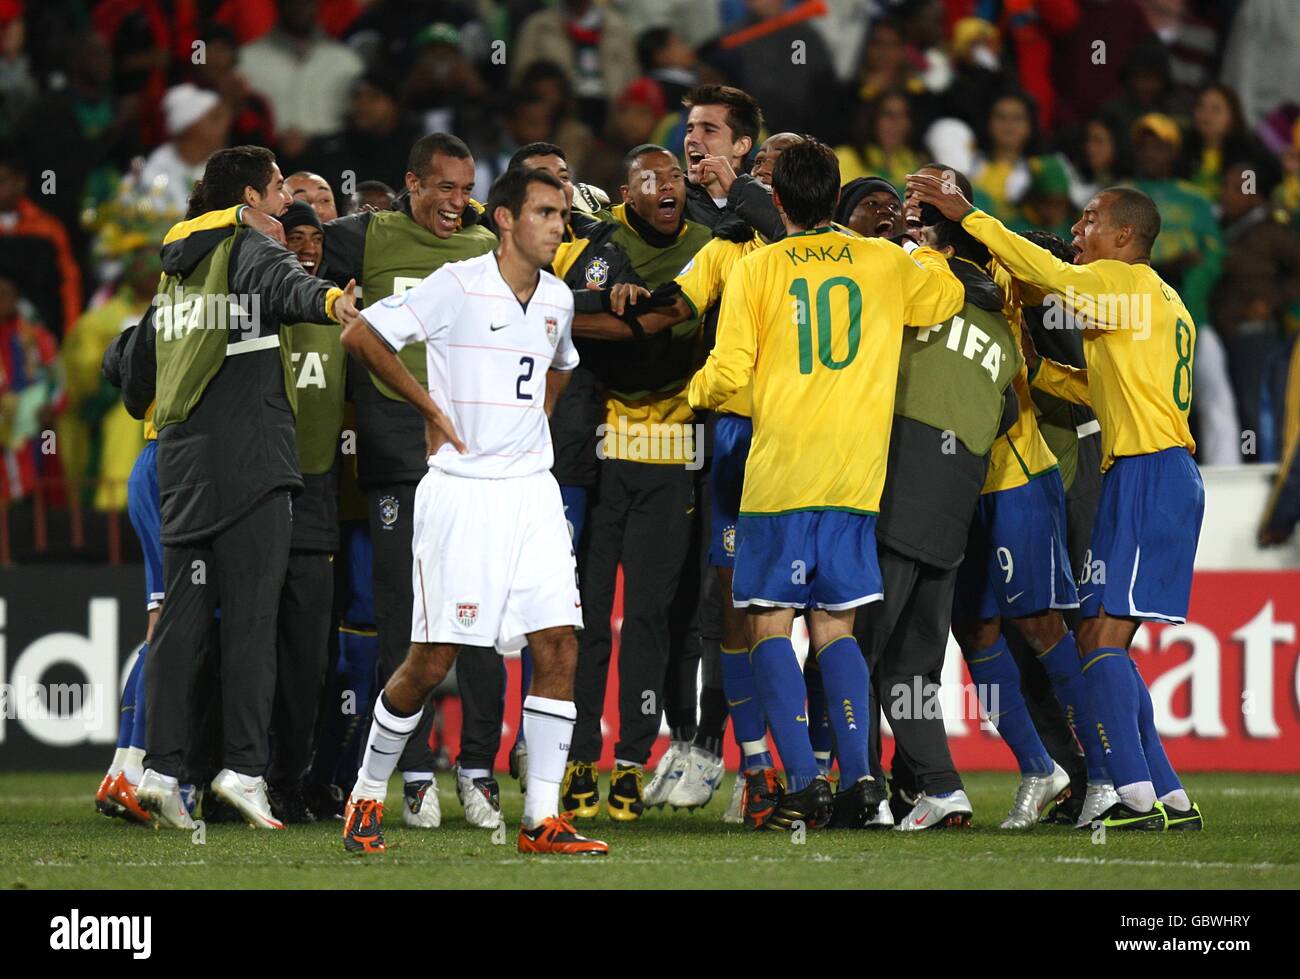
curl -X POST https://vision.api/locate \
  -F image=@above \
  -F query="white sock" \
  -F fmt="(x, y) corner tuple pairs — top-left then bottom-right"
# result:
(614, 758), (641, 771)
(108, 748), (128, 776)
(353, 695), (421, 802)
(122, 748), (145, 785)
(1117, 779), (1157, 812)
(148, 769), (178, 789)
(521, 696), (576, 829)
(459, 768), (491, 781)
(402, 771), (434, 784)
(1159, 788), (1191, 811)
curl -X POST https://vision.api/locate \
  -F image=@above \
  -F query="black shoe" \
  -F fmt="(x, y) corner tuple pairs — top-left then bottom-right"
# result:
(1041, 786), (1085, 825)
(268, 782), (317, 824)
(302, 781), (346, 821)
(1164, 801), (1203, 831)
(607, 764), (645, 822)
(1099, 800), (1167, 831)
(202, 786), (244, 824)
(765, 775), (834, 832)
(561, 761), (600, 819)
(827, 776), (889, 829)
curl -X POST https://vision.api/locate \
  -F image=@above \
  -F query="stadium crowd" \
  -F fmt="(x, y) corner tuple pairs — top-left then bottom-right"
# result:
(1, 0), (1298, 844)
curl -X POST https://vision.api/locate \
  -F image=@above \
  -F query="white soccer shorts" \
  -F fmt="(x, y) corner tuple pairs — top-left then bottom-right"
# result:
(410, 467), (583, 652)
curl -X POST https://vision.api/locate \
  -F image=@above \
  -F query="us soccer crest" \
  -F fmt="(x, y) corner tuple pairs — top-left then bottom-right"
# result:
(584, 257), (610, 288)
(455, 602), (479, 628)
(378, 495), (399, 529)
(723, 525), (736, 557)
(545, 315), (559, 346)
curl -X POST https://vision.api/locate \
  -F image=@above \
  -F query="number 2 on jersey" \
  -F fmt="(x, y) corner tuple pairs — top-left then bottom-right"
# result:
(789, 276), (862, 374)
(517, 356), (535, 400)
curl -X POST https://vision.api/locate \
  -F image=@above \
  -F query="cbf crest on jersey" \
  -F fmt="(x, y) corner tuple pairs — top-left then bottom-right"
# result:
(455, 602), (479, 628)
(545, 315), (559, 346)
(584, 256), (610, 288)
(723, 525), (736, 557)
(378, 494), (399, 529)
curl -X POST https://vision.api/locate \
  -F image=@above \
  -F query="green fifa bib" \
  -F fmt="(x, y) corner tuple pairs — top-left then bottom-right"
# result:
(281, 321), (346, 474)
(360, 212), (496, 400)
(153, 234), (238, 430)
(895, 300), (1021, 457)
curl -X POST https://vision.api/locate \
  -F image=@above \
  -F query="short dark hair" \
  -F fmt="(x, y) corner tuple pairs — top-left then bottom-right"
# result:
(1101, 185), (1160, 253)
(622, 143), (673, 185)
(487, 166), (565, 222)
(681, 84), (763, 146)
(772, 138), (840, 229)
(407, 132), (472, 182)
(918, 162), (987, 264)
(186, 145), (276, 219)
(509, 142), (567, 171)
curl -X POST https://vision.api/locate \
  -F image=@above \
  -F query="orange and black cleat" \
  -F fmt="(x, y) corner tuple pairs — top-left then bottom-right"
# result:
(518, 815), (609, 855)
(342, 796), (386, 853)
(742, 768), (784, 829)
(96, 773), (124, 818)
(107, 772), (152, 824)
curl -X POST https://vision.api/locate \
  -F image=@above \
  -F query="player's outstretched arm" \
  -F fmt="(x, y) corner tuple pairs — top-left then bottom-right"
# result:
(898, 241), (965, 328)
(339, 300), (466, 454)
(1029, 358), (1091, 407)
(687, 258), (756, 410)
(905, 172), (1115, 310)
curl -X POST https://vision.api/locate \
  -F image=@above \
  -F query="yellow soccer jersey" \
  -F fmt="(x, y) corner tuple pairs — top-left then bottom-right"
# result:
(677, 235), (765, 417)
(962, 209), (1197, 472)
(983, 260), (1060, 493)
(687, 226), (963, 515)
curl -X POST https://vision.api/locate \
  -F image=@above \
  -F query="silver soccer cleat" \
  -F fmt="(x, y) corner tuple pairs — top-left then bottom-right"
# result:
(896, 789), (974, 831)
(401, 776), (442, 828)
(1000, 763), (1071, 829)
(1075, 779), (1121, 829)
(722, 772), (745, 823)
(642, 740), (690, 808)
(211, 769), (284, 829)
(667, 745), (725, 810)
(136, 769), (197, 830)
(456, 768), (504, 828)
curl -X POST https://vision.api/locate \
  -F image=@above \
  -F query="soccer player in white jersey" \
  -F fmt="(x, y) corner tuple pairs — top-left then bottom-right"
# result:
(336, 166), (608, 856)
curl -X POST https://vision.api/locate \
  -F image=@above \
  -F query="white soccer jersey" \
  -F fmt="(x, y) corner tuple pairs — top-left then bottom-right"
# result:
(361, 251), (579, 479)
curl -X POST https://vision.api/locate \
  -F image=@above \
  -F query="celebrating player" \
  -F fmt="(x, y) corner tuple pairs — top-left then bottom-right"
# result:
(688, 139), (964, 830)
(337, 166), (607, 855)
(908, 174), (1205, 831)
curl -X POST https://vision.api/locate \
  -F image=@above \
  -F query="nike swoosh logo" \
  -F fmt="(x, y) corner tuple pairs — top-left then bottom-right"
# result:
(490, 323), (508, 331)
(1080, 593), (1095, 603)
(727, 698), (751, 708)
(915, 810), (929, 826)
(1006, 591), (1025, 603)
(795, 714), (807, 723)
(1104, 813), (1161, 826)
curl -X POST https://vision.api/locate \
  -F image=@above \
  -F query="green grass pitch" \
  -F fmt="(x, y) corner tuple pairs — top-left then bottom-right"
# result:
(2, 772), (1297, 889)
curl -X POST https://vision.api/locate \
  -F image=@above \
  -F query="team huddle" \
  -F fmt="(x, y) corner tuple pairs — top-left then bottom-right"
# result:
(94, 83), (1205, 859)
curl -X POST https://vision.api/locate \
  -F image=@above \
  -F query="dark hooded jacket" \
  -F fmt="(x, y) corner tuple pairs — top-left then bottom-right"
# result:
(107, 222), (337, 545)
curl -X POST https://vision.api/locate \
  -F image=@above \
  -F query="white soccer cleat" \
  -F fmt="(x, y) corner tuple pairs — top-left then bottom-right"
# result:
(869, 797), (895, 829)
(136, 769), (196, 830)
(1075, 779), (1121, 829)
(668, 745), (725, 810)
(1000, 763), (1071, 829)
(642, 740), (690, 808)
(722, 772), (745, 824)
(896, 790), (974, 831)
(402, 777), (442, 828)
(211, 769), (284, 830)
(456, 768), (504, 828)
